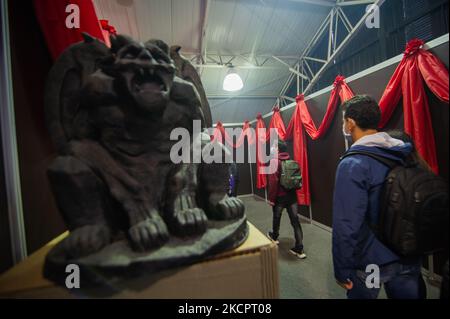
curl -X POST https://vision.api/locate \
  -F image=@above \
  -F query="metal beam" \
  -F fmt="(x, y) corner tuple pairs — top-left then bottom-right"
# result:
(192, 63), (287, 70)
(208, 95), (279, 99)
(327, 7), (335, 59)
(303, 59), (315, 78)
(303, 0), (385, 95)
(303, 56), (327, 64)
(281, 95), (296, 102)
(337, 0), (376, 6)
(287, 0), (336, 7)
(337, 6), (354, 31)
(272, 56), (309, 80)
(198, 0), (210, 65)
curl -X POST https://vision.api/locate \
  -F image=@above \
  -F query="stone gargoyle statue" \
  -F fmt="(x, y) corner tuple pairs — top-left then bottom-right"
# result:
(43, 33), (247, 287)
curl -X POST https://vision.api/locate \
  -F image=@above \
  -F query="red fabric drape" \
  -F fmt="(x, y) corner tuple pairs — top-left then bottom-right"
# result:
(288, 78), (353, 205)
(285, 99), (311, 205)
(211, 121), (254, 147)
(254, 106), (288, 190)
(255, 77), (355, 205)
(298, 76), (354, 140)
(268, 106), (287, 140)
(256, 114), (268, 189)
(379, 39), (449, 174)
(33, 0), (108, 60)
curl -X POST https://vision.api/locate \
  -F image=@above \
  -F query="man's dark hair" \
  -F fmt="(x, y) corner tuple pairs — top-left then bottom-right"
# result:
(278, 140), (288, 153)
(343, 95), (381, 130)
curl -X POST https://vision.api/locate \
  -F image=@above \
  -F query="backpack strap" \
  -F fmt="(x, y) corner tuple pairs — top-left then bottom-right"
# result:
(340, 150), (398, 240)
(340, 151), (399, 169)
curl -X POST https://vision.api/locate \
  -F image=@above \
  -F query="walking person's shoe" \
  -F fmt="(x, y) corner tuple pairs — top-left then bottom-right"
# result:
(267, 232), (279, 244)
(289, 246), (306, 259)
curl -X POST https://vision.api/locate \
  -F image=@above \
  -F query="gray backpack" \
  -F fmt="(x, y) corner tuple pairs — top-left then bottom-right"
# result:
(280, 160), (302, 190)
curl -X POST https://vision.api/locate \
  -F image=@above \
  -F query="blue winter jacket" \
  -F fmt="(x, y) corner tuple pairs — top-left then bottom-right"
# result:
(332, 135), (413, 283)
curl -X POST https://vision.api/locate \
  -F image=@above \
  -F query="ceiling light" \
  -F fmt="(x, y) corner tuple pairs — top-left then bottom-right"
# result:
(223, 67), (243, 92)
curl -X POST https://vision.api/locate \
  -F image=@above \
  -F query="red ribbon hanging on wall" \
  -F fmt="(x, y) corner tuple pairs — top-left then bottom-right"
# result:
(379, 38), (449, 174)
(255, 114), (268, 189)
(210, 120), (255, 147)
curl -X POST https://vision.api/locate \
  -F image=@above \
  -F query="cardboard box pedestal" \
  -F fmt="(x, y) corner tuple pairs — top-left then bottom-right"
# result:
(0, 222), (279, 298)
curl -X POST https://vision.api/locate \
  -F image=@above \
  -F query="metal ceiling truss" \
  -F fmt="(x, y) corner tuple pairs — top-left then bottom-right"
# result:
(276, 0), (384, 107)
(191, 0), (384, 101)
(186, 52), (302, 71)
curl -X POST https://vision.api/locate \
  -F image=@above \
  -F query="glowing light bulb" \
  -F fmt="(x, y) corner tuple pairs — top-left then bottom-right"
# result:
(223, 69), (243, 92)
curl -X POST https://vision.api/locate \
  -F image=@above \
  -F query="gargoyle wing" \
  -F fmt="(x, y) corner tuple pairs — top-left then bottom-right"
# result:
(170, 45), (213, 128)
(44, 33), (110, 154)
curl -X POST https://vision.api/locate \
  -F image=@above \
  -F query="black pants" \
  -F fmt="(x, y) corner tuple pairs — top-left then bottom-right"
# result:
(272, 195), (304, 249)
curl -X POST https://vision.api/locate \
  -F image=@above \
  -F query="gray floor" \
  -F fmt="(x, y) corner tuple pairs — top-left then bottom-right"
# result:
(240, 195), (441, 299)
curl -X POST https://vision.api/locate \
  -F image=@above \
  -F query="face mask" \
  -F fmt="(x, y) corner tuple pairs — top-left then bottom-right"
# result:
(342, 122), (353, 143)
(342, 126), (351, 137)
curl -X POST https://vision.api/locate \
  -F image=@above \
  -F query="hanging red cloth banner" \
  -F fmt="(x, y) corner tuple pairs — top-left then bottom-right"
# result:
(33, 0), (109, 60)
(379, 39), (449, 174)
(255, 76), (354, 206)
(254, 106), (288, 190)
(268, 106), (287, 140)
(285, 97), (311, 205)
(298, 76), (354, 140)
(256, 114), (268, 189)
(210, 120), (255, 147)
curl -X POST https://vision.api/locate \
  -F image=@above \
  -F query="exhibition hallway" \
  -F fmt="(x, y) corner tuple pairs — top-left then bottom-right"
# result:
(240, 196), (441, 299)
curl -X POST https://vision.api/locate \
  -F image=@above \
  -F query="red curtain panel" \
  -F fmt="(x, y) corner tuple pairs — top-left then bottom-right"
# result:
(33, 0), (107, 60)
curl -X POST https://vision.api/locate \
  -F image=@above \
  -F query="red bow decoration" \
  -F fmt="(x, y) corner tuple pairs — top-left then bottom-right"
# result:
(100, 20), (117, 35)
(272, 105), (280, 112)
(404, 38), (424, 56)
(256, 113), (263, 119)
(333, 75), (345, 87)
(295, 94), (304, 102)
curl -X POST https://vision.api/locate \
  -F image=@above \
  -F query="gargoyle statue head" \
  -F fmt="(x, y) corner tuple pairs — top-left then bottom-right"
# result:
(101, 35), (176, 112)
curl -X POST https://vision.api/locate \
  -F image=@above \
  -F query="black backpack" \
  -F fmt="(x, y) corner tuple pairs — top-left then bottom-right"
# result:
(341, 151), (449, 257)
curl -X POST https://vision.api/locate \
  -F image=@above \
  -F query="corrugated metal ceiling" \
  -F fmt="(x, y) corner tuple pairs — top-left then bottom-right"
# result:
(93, 0), (334, 124)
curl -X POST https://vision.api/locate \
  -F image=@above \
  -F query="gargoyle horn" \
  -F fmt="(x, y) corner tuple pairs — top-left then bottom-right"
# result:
(172, 45), (181, 53)
(82, 32), (95, 43)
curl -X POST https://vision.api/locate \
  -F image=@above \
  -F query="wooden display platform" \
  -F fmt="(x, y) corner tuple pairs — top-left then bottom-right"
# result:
(0, 222), (279, 298)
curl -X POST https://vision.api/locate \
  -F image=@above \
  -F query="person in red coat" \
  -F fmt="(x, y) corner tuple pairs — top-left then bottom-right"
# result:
(267, 140), (306, 259)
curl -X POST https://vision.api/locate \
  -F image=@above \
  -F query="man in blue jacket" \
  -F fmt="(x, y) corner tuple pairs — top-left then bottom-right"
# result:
(332, 95), (422, 299)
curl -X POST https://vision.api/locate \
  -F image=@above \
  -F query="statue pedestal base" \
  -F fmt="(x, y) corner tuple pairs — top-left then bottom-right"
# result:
(0, 222), (279, 298)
